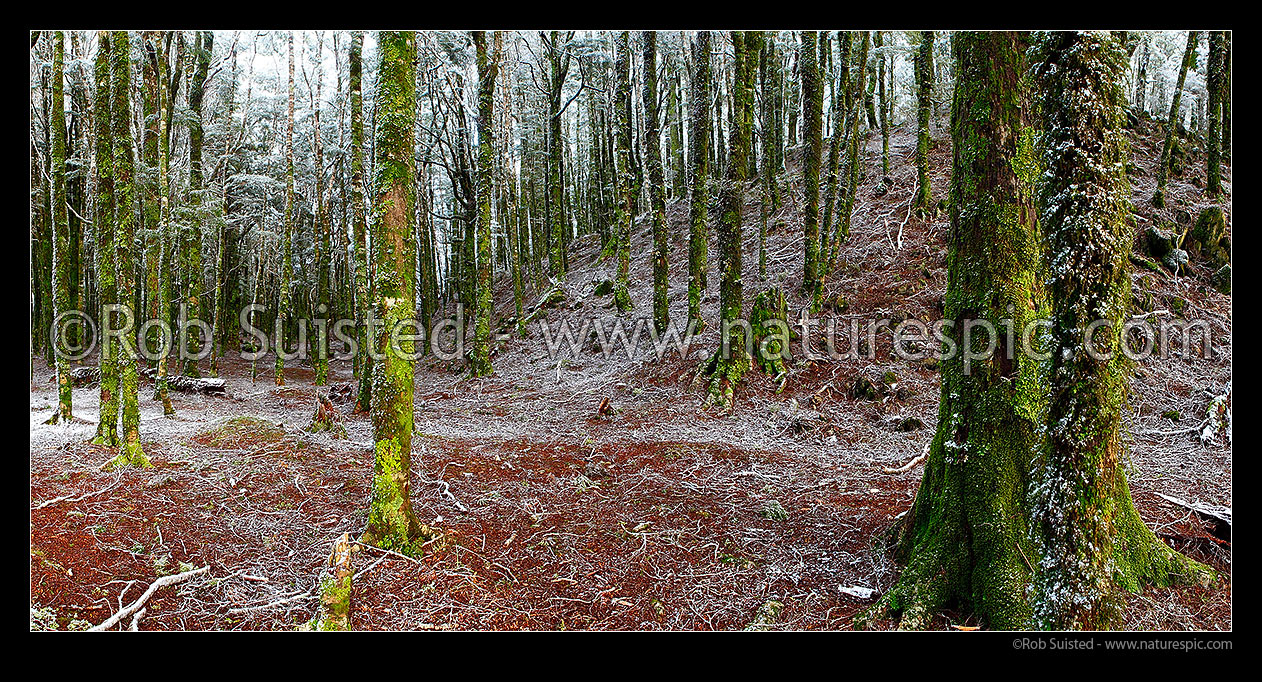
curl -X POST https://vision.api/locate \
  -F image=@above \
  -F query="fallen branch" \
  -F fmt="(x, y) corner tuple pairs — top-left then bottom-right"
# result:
(89, 565), (210, 631)
(883, 444), (929, 474)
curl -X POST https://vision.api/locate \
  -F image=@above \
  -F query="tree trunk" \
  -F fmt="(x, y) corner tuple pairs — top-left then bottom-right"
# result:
(361, 30), (425, 555)
(349, 32), (372, 412)
(1206, 31), (1225, 197)
(277, 31), (295, 386)
(913, 31), (934, 216)
(799, 31), (823, 311)
(870, 31), (1042, 630)
(106, 31), (151, 470)
(91, 31), (119, 446)
(50, 31), (72, 423)
(642, 31), (669, 335)
(612, 31), (634, 313)
(470, 31), (499, 377)
(1153, 31), (1198, 207)
(1030, 30), (1213, 630)
(687, 31), (711, 333)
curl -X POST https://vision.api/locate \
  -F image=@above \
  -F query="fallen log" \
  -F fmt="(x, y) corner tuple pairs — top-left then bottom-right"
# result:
(139, 367), (227, 395)
(1156, 493), (1231, 542)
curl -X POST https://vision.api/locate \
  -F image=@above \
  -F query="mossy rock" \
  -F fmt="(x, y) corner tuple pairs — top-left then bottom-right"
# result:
(896, 416), (923, 432)
(1161, 409), (1181, 422)
(1189, 207), (1230, 267)
(593, 279), (614, 297)
(851, 376), (879, 401)
(1163, 248), (1189, 274)
(1211, 265), (1231, 294)
(1144, 225), (1176, 260)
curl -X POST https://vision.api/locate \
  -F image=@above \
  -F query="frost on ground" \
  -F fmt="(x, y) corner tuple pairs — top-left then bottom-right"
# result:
(29, 118), (1230, 630)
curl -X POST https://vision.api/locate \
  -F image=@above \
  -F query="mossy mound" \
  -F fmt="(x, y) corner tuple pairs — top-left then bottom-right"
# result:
(195, 416), (286, 448)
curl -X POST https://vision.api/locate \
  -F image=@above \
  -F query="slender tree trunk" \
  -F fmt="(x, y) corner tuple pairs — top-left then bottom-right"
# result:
(49, 31), (73, 423)
(642, 31), (669, 335)
(153, 33), (175, 417)
(314, 33), (331, 386)
(106, 31), (150, 469)
(799, 31), (823, 311)
(184, 31), (212, 379)
(687, 31), (711, 333)
(470, 31), (500, 377)
(1154, 31), (1198, 207)
(349, 32), (372, 412)
(913, 31), (934, 216)
(698, 31), (755, 408)
(831, 32), (870, 264)
(277, 32), (295, 386)
(877, 31), (890, 175)
(1206, 31), (1225, 197)
(612, 31), (634, 313)
(91, 31), (119, 445)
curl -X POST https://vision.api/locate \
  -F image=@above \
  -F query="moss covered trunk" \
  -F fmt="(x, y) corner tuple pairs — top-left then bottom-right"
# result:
(687, 31), (711, 332)
(1030, 30), (1213, 630)
(361, 31), (424, 555)
(1153, 31), (1198, 207)
(913, 31), (934, 217)
(642, 32), (669, 335)
(612, 32), (634, 313)
(799, 31), (822, 310)
(92, 31), (119, 445)
(470, 31), (499, 377)
(107, 31), (150, 469)
(50, 31), (72, 423)
(874, 31), (1042, 630)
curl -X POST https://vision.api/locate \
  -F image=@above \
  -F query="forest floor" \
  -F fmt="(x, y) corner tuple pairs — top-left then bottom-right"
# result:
(30, 114), (1231, 631)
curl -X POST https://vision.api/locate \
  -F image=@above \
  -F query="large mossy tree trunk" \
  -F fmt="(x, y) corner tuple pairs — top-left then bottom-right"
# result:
(1029, 30), (1214, 630)
(913, 31), (934, 217)
(106, 31), (151, 470)
(687, 31), (711, 333)
(92, 31), (119, 446)
(870, 31), (1044, 630)
(361, 30), (425, 555)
